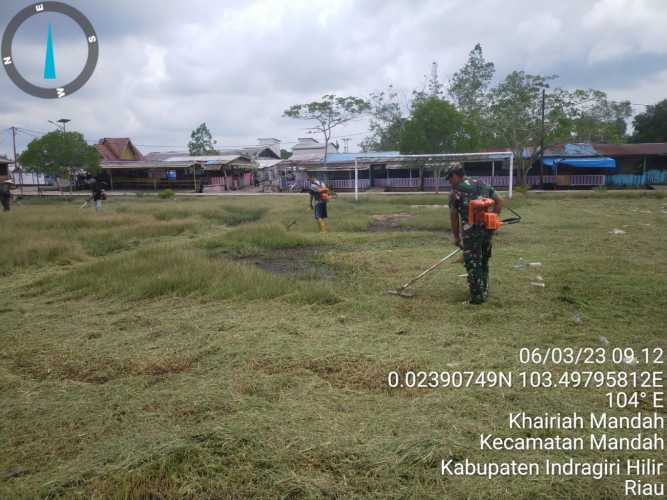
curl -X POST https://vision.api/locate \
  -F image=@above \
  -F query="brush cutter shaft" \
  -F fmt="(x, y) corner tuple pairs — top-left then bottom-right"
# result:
(398, 248), (461, 291)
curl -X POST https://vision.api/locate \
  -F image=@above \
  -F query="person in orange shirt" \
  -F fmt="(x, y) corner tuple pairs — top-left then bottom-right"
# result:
(308, 174), (330, 232)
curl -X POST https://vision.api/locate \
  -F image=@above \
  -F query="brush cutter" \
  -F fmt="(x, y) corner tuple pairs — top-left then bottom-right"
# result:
(385, 207), (522, 298)
(386, 247), (461, 298)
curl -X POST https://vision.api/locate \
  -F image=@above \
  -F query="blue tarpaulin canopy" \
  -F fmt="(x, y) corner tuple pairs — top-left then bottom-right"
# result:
(543, 157), (616, 169)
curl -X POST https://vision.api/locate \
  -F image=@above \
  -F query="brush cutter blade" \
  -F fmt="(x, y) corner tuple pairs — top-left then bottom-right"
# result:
(285, 220), (297, 230)
(385, 288), (415, 298)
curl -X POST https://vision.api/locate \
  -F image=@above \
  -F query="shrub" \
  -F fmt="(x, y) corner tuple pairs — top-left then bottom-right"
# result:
(593, 185), (608, 193)
(158, 188), (176, 199)
(514, 185), (530, 194)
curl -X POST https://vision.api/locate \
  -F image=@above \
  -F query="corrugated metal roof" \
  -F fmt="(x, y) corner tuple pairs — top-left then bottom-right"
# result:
(295, 151), (514, 169)
(545, 143), (599, 157)
(101, 161), (192, 170)
(164, 154), (246, 163)
(544, 157), (616, 169)
(324, 151), (401, 163)
(257, 159), (284, 169)
(526, 142), (667, 158)
(593, 143), (667, 156)
(144, 151), (187, 161)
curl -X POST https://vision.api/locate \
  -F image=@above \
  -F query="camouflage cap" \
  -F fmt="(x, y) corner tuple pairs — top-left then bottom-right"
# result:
(445, 162), (465, 179)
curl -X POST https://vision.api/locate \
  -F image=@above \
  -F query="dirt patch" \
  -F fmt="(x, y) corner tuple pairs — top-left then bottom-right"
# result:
(368, 213), (415, 231)
(241, 248), (336, 279)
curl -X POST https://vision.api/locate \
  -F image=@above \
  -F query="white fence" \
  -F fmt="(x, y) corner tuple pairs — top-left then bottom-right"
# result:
(328, 179), (370, 190)
(275, 173), (610, 192)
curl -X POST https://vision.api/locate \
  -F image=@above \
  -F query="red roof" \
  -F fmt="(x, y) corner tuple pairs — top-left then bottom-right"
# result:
(96, 138), (145, 161)
(593, 143), (667, 156)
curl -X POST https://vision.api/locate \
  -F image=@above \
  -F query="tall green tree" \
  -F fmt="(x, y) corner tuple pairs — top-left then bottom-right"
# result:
(188, 122), (217, 155)
(486, 73), (632, 183)
(400, 97), (478, 154)
(563, 89), (632, 143)
(631, 99), (667, 142)
(360, 86), (405, 152)
(400, 97), (479, 191)
(19, 131), (100, 183)
(486, 71), (562, 183)
(449, 44), (495, 117)
(284, 95), (370, 165)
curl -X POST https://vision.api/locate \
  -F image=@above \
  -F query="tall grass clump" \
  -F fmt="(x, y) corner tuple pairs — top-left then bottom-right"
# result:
(0, 233), (84, 275)
(78, 221), (192, 256)
(197, 205), (266, 226)
(219, 206), (266, 226)
(201, 223), (314, 256)
(35, 245), (338, 304)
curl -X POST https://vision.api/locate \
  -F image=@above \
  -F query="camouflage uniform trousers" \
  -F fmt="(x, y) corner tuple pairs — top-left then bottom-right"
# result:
(462, 227), (493, 304)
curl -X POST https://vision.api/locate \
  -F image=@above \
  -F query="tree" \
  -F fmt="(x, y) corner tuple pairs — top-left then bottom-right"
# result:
(400, 97), (478, 154)
(449, 43), (495, 117)
(360, 86), (405, 152)
(400, 97), (479, 191)
(631, 99), (667, 142)
(562, 89), (631, 143)
(19, 131), (100, 186)
(188, 122), (217, 155)
(448, 43), (495, 146)
(280, 149), (292, 160)
(486, 71), (561, 183)
(486, 71), (633, 183)
(284, 95), (369, 166)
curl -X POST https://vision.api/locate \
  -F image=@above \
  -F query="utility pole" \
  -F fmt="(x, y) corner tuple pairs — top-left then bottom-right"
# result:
(539, 88), (546, 189)
(11, 126), (23, 195)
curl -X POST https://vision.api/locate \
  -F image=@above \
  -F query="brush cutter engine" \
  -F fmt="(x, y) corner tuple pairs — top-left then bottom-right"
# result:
(468, 197), (502, 230)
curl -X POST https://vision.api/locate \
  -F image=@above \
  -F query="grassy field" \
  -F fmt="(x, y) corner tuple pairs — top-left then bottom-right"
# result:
(1, 191), (666, 499)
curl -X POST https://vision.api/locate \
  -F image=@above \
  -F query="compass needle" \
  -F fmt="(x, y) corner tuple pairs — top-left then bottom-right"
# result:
(44, 23), (56, 80)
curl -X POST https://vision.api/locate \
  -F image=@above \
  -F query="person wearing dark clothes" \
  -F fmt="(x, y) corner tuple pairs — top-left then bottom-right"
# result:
(447, 163), (503, 304)
(87, 176), (104, 211)
(0, 181), (13, 211)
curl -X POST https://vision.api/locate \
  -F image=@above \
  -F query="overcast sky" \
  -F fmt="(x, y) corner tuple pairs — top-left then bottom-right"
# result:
(1, 0), (666, 157)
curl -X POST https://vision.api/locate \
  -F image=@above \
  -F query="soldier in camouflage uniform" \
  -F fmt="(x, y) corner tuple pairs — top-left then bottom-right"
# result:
(447, 164), (503, 304)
